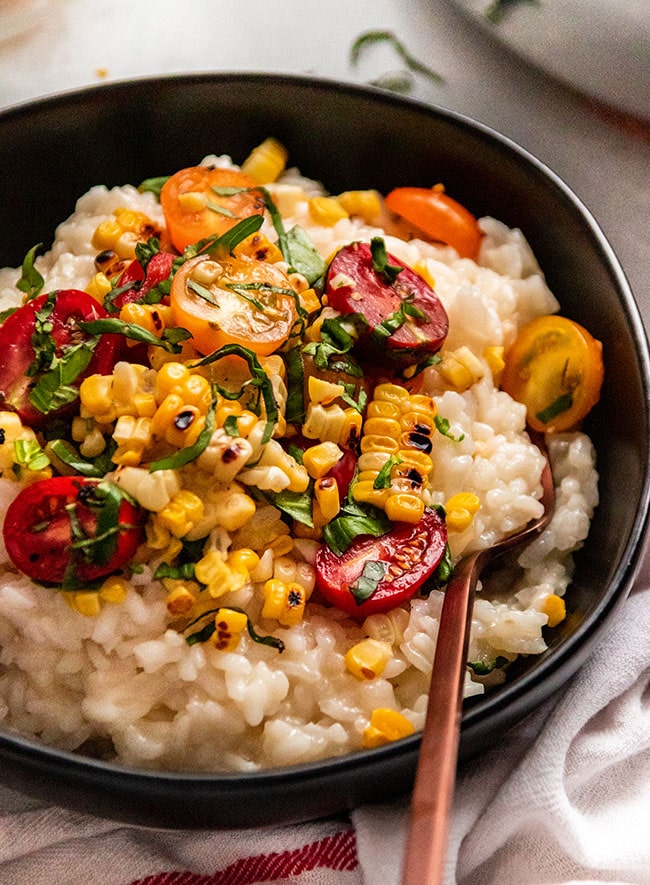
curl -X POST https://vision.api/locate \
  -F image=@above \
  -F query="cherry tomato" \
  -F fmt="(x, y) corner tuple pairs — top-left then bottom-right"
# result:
(325, 449), (358, 500)
(2, 477), (145, 586)
(160, 166), (266, 253)
(315, 507), (447, 618)
(109, 251), (176, 312)
(384, 186), (482, 260)
(0, 289), (121, 428)
(325, 241), (448, 363)
(501, 315), (604, 433)
(170, 254), (298, 356)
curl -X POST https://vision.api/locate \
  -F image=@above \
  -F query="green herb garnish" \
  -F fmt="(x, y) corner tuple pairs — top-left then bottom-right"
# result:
(16, 244), (45, 300)
(350, 560), (388, 604)
(370, 236), (403, 284)
(536, 392), (573, 424)
(184, 606), (285, 652)
(149, 399), (216, 472)
(350, 30), (444, 88)
(434, 414), (465, 442)
(80, 318), (192, 353)
(323, 498), (391, 557)
(138, 176), (170, 198)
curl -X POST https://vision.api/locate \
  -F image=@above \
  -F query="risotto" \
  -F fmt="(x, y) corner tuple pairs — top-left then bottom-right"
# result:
(0, 142), (601, 771)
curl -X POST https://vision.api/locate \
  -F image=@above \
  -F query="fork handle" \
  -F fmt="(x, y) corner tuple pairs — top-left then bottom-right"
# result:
(400, 553), (480, 885)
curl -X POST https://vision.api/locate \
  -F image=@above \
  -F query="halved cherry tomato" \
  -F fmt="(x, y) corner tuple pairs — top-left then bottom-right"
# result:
(501, 315), (604, 433)
(160, 166), (266, 253)
(109, 251), (176, 312)
(384, 186), (482, 260)
(0, 289), (121, 427)
(315, 507), (447, 619)
(325, 241), (448, 363)
(170, 254), (298, 356)
(2, 477), (145, 586)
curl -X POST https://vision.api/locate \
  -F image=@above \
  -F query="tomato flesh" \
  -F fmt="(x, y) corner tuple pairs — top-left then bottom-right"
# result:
(3, 477), (145, 585)
(170, 254), (298, 356)
(325, 242), (448, 363)
(315, 507), (447, 618)
(111, 251), (176, 311)
(384, 187), (482, 260)
(0, 289), (121, 427)
(501, 315), (604, 432)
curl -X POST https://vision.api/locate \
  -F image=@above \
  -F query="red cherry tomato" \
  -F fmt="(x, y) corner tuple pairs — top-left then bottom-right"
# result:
(325, 241), (448, 363)
(315, 507), (448, 619)
(325, 449), (357, 501)
(110, 251), (176, 312)
(0, 289), (121, 427)
(2, 477), (145, 586)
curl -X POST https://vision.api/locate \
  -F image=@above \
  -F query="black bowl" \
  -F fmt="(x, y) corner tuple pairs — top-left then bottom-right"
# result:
(0, 73), (648, 829)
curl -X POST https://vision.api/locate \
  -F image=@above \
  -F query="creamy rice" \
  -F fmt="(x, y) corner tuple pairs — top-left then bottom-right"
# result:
(0, 158), (598, 770)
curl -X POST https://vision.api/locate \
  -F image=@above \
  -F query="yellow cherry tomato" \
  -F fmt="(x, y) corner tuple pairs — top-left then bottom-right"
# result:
(170, 254), (298, 356)
(501, 315), (604, 432)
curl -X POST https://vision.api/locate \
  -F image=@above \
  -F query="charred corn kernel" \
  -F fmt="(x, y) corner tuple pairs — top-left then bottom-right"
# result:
(367, 400), (401, 421)
(165, 583), (197, 615)
(385, 493), (425, 523)
(302, 441), (343, 479)
(401, 393), (436, 416)
(345, 639), (392, 681)
(178, 190), (207, 212)
(92, 208), (160, 258)
(400, 411), (435, 436)
(308, 375), (345, 405)
(398, 450), (433, 476)
(373, 383), (410, 407)
(362, 708), (415, 748)
(233, 232), (284, 263)
(445, 492), (480, 532)
(336, 189), (382, 223)
(151, 395), (205, 448)
(352, 480), (391, 508)
(439, 345), (485, 391)
(241, 137), (288, 184)
(227, 548), (260, 574)
(314, 476), (340, 523)
(262, 579), (306, 626)
(484, 345), (505, 382)
(195, 550), (246, 597)
(543, 594), (566, 627)
(86, 271), (112, 303)
(340, 409), (363, 448)
(157, 490), (204, 538)
(92, 218), (122, 252)
(308, 196), (349, 226)
(211, 608), (249, 652)
(72, 591), (101, 618)
(98, 576), (129, 604)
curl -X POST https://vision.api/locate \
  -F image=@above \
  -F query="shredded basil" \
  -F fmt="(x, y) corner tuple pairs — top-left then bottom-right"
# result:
(153, 561), (196, 581)
(80, 318), (192, 353)
(149, 398), (216, 472)
(138, 175), (170, 197)
(223, 414), (241, 437)
(468, 656), (510, 675)
(182, 214), (264, 261)
(283, 226), (327, 286)
(13, 438), (49, 472)
(370, 236), (403, 284)
(303, 314), (367, 371)
(536, 392), (573, 424)
(262, 487), (314, 527)
(373, 454), (402, 489)
(284, 346), (306, 424)
(46, 438), (108, 477)
(206, 201), (238, 218)
(16, 244), (45, 300)
(423, 540), (453, 594)
(350, 30), (444, 86)
(350, 560), (387, 604)
(323, 498), (391, 557)
(184, 606), (285, 652)
(434, 414), (465, 442)
(189, 344), (278, 444)
(29, 338), (100, 414)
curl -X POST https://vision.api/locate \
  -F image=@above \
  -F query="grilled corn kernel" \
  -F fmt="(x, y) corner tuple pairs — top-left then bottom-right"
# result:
(262, 579), (306, 626)
(484, 345), (505, 383)
(352, 480), (391, 508)
(439, 345), (485, 391)
(241, 137), (288, 184)
(362, 708), (415, 748)
(373, 383), (410, 406)
(195, 549), (247, 597)
(367, 400), (401, 421)
(308, 196), (349, 226)
(98, 576), (130, 604)
(363, 417), (402, 438)
(314, 476), (340, 523)
(345, 639), (392, 681)
(155, 362), (191, 400)
(165, 583), (197, 615)
(336, 189), (382, 223)
(445, 492), (480, 532)
(72, 591), (102, 618)
(360, 434), (400, 456)
(301, 441), (343, 479)
(308, 375), (345, 405)
(79, 374), (116, 423)
(86, 271), (112, 303)
(543, 594), (566, 628)
(157, 490), (205, 539)
(233, 232), (284, 263)
(92, 219), (122, 252)
(211, 608), (249, 652)
(385, 493), (425, 524)
(227, 548), (260, 574)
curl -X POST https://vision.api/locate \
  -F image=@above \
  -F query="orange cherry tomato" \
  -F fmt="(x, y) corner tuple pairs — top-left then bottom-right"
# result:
(501, 315), (604, 433)
(384, 186), (482, 260)
(170, 254), (298, 356)
(160, 166), (266, 252)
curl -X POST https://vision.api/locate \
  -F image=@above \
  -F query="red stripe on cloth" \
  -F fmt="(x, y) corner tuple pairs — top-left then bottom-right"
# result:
(130, 828), (358, 885)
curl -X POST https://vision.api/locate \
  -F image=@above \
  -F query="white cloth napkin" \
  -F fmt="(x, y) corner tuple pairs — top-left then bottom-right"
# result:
(354, 548), (650, 885)
(1, 555), (649, 885)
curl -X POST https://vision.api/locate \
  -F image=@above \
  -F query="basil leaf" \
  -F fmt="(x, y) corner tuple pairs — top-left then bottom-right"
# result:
(80, 318), (192, 353)
(350, 30), (444, 85)
(370, 236), (403, 284)
(468, 655), (510, 675)
(134, 237), (161, 269)
(183, 214), (264, 260)
(138, 176), (170, 197)
(154, 561), (196, 581)
(263, 487), (314, 527)
(323, 499), (391, 557)
(46, 438), (106, 477)
(350, 560), (387, 604)
(16, 243), (45, 300)
(434, 414), (464, 442)
(13, 438), (50, 471)
(206, 201), (238, 218)
(536, 392), (573, 424)
(184, 606), (285, 652)
(373, 454), (402, 489)
(284, 346), (306, 424)
(223, 414), (240, 437)
(28, 338), (99, 414)
(149, 398), (216, 472)
(284, 226), (327, 285)
(303, 314), (366, 371)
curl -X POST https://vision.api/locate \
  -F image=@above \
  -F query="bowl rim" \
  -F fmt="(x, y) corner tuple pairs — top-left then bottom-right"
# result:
(1, 70), (649, 793)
